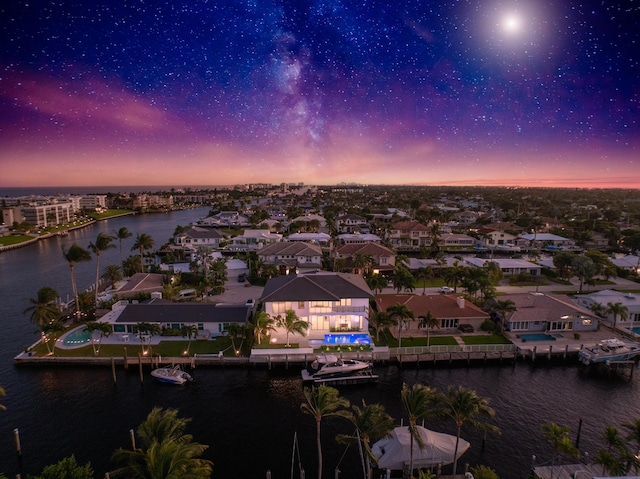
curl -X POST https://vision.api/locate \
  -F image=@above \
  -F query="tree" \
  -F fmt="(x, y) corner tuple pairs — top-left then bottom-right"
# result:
(112, 407), (213, 479)
(368, 310), (395, 343)
(83, 321), (112, 356)
(180, 324), (199, 355)
(251, 311), (276, 345)
(31, 455), (94, 479)
(444, 261), (466, 293)
(488, 299), (517, 332)
(552, 252), (575, 280)
(386, 302), (415, 348)
(225, 323), (244, 355)
(132, 233), (155, 273)
(62, 243), (92, 317)
(276, 309), (308, 347)
(606, 301), (629, 331)
(300, 385), (351, 479)
(571, 255), (597, 293)
(401, 383), (437, 478)
(114, 227), (133, 264)
(122, 255), (142, 277)
(435, 386), (499, 479)
(136, 322), (161, 355)
(88, 232), (116, 305)
(365, 273), (387, 294)
(416, 266), (435, 295)
(24, 286), (61, 327)
(102, 264), (124, 290)
(421, 311), (439, 347)
(540, 422), (580, 479)
(337, 400), (395, 479)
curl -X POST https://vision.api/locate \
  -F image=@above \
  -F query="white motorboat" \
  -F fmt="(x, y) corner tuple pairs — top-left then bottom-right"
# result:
(578, 338), (640, 365)
(302, 354), (372, 382)
(151, 365), (193, 385)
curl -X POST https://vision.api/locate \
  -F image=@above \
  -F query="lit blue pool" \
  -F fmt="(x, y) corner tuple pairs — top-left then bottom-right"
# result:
(628, 327), (640, 335)
(519, 333), (556, 342)
(324, 333), (371, 345)
(62, 328), (91, 347)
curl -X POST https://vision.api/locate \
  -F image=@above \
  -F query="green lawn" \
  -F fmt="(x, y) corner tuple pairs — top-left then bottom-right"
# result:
(0, 235), (33, 246)
(88, 209), (133, 220)
(462, 334), (512, 345)
(385, 336), (458, 347)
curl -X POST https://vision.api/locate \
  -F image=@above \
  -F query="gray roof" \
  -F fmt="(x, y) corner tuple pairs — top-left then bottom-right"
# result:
(115, 303), (249, 324)
(260, 272), (374, 302)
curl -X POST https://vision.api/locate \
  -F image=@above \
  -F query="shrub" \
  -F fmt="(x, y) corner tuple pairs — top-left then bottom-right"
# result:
(480, 319), (498, 333)
(470, 464), (499, 479)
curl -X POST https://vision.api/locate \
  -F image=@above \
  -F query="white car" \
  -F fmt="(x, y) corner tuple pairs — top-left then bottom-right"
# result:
(438, 286), (454, 293)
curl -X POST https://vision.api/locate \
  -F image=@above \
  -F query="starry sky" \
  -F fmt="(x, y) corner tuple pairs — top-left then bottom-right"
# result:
(1, 0), (638, 189)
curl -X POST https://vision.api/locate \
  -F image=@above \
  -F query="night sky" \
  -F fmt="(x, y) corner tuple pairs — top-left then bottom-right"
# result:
(1, 0), (638, 188)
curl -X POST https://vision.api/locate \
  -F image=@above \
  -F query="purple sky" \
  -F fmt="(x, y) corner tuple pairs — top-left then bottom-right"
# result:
(1, 0), (638, 188)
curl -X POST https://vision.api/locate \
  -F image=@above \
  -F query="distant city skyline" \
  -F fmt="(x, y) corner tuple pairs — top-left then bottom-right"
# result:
(1, 1), (638, 189)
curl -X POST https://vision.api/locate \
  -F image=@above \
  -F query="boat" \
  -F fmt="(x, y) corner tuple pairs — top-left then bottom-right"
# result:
(151, 365), (193, 385)
(301, 354), (377, 384)
(578, 338), (640, 365)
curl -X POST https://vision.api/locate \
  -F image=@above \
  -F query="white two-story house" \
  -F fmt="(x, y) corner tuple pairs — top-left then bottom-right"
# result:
(260, 272), (374, 341)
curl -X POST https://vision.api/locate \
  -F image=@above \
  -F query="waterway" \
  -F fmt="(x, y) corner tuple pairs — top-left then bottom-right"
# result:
(1, 208), (640, 478)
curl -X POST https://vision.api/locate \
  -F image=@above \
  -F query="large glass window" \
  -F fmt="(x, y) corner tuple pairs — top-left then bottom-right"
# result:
(441, 318), (459, 329)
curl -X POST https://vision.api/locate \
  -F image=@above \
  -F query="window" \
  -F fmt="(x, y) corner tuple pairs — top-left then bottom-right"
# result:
(441, 318), (459, 329)
(298, 301), (305, 309)
(581, 319), (592, 326)
(511, 321), (529, 331)
(272, 301), (293, 314)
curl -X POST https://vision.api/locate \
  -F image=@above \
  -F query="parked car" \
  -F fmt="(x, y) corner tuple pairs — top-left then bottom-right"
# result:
(246, 299), (255, 307)
(438, 286), (454, 293)
(238, 274), (245, 283)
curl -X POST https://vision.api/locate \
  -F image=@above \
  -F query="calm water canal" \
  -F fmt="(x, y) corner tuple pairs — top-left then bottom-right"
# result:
(1, 208), (639, 478)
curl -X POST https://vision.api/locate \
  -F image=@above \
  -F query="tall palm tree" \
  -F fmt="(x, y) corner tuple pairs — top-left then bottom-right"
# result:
(400, 383), (437, 478)
(386, 302), (415, 348)
(489, 299), (518, 333)
(368, 310), (395, 343)
(111, 407), (213, 479)
(88, 232), (116, 305)
(300, 385), (351, 479)
(132, 233), (155, 273)
(416, 266), (434, 295)
(40, 319), (66, 355)
(225, 323), (244, 355)
(337, 400), (394, 479)
(114, 226), (133, 264)
(61, 244), (92, 317)
(365, 273), (387, 294)
(276, 309), (308, 347)
(435, 386), (499, 479)
(606, 301), (629, 331)
(180, 324), (199, 355)
(136, 322), (161, 355)
(444, 261), (465, 293)
(421, 311), (439, 347)
(83, 321), (112, 356)
(540, 422), (580, 479)
(23, 286), (61, 327)
(251, 311), (276, 345)
(102, 264), (124, 290)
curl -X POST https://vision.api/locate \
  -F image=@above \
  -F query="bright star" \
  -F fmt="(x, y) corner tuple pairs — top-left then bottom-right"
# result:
(502, 13), (522, 34)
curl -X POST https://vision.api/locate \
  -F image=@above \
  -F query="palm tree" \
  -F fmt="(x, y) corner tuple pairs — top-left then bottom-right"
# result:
(225, 323), (244, 355)
(62, 243), (92, 317)
(416, 266), (434, 295)
(276, 309), (308, 347)
(132, 233), (155, 273)
(421, 311), (439, 347)
(489, 299), (518, 332)
(435, 386), (500, 479)
(111, 407), (213, 479)
(540, 422), (580, 479)
(386, 302), (415, 348)
(251, 311), (276, 345)
(24, 287), (61, 327)
(102, 264), (124, 290)
(88, 232), (116, 305)
(300, 385), (351, 479)
(337, 400), (395, 479)
(40, 320), (66, 355)
(180, 324), (199, 355)
(83, 321), (112, 356)
(606, 301), (629, 331)
(114, 227), (133, 264)
(588, 301), (606, 318)
(136, 322), (161, 355)
(368, 310), (396, 343)
(365, 273), (388, 294)
(444, 261), (465, 293)
(400, 383), (437, 478)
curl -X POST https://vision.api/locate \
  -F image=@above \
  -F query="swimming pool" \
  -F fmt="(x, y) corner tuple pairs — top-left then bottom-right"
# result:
(324, 333), (371, 345)
(628, 327), (640, 335)
(61, 327), (91, 347)
(519, 333), (556, 342)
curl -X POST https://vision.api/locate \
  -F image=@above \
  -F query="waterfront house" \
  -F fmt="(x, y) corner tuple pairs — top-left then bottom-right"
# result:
(103, 298), (250, 338)
(256, 241), (323, 275)
(174, 226), (226, 249)
(229, 229), (282, 251)
(490, 292), (599, 333)
(337, 233), (383, 244)
(388, 220), (431, 250)
(463, 257), (542, 276)
(573, 289), (640, 331)
(260, 272), (374, 344)
(375, 294), (489, 333)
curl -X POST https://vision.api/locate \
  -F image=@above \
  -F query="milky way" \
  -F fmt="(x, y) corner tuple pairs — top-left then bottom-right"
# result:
(0, 0), (638, 188)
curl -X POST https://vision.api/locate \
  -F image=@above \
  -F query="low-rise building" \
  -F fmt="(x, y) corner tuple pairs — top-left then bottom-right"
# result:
(257, 241), (323, 275)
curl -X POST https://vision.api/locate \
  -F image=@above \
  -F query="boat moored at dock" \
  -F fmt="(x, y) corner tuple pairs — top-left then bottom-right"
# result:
(151, 365), (193, 385)
(301, 353), (377, 384)
(578, 338), (640, 365)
